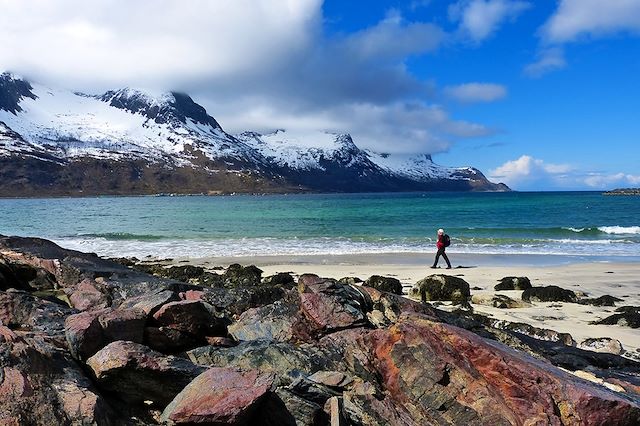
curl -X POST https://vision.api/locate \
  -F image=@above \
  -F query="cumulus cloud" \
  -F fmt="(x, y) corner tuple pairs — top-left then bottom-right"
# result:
(488, 155), (573, 189)
(449, 0), (531, 42)
(444, 83), (507, 103)
(0, 0), (489, 155)
(583, 173), (640, 189)
(490, 155), (640, 190)
(542, 0), (640, 43)
(524, 47), (567, 77)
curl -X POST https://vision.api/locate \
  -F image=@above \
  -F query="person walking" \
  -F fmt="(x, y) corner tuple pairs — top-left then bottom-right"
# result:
(431, 228), (451, 269)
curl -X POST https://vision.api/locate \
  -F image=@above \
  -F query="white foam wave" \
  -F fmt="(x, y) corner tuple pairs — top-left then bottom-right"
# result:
(597, 226), (640, 235)
(52, 236), (640, 260)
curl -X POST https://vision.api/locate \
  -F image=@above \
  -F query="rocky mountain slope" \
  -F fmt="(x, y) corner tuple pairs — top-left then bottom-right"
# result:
(0, 73), (509, 196)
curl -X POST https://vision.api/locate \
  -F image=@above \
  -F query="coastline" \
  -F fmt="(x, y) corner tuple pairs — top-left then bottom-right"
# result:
(168, 252), (640, 359)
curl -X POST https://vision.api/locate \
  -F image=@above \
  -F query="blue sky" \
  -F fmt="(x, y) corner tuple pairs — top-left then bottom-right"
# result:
(1, 0), (639, 190)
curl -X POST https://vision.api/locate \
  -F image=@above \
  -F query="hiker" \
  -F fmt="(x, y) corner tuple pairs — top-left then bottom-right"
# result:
(431, 228), (451, 269)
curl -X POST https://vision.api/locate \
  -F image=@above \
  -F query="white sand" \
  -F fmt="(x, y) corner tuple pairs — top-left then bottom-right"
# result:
(176, 252), (640, 358)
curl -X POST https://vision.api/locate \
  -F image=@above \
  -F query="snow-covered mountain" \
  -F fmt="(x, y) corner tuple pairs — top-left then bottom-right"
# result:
(0, 72), (508, 196)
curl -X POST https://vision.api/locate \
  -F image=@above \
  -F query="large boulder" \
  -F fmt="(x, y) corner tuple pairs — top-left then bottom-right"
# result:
(160, 367), (276, 425)
(579, 295), (624, 307)
(592, 306), (640, 328)
(359, 312), (640, 425)
(65, 309), (108, 361)
(0, 325), (120, 425)
(67, 278), (111, 311)
(152, 300), (226, 338)
(409, 274), (470, 304)
(495, 276), (532, 291)
(117, 289), (179, 315)
(86, 340), (205, 407)
(298, 279), (372, 336)
(228, 298), (299, 342)
(363, 275), (403, 295)
(223, 264), (263, 287)
(0, 289), (72, 335)
(522, 285), (577, 303)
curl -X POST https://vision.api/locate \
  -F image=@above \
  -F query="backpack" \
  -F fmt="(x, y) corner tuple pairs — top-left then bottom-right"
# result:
(443, 234), (451, 247)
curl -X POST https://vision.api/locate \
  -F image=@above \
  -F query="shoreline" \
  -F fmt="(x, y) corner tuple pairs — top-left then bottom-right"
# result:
(165, 252), (640, 360)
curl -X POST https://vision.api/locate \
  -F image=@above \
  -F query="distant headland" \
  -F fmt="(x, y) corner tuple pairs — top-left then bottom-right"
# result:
(603, 188), (640, 196)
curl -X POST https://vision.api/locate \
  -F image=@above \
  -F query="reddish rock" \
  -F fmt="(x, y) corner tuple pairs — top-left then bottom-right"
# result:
(228, 299), (298, 342)
(0, 367), (34, 398)
(161, 367), (275, 424)
(65, 310), (107, 361)
(361, 312), (640, 425)
(298, 281), (370, 335)
(181, 289), (205, 301)
(98, 307), (146, 343)
(152, 300), (225, 338)
(118, 289), (179, 315)
(67, 278), (110, 311)
(86, 340), (205, 406)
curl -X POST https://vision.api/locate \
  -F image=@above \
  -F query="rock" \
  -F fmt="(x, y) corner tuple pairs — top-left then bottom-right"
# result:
(144, 326), (201, 353)
(592, 306), (640, 328)
(187, 340), (344, 384)
(228, 298), (298, 342)
(522, 285), (577, 303)
(65, 310), (108, 361)
(118, 289), (179, 315)
(494, 276), (532, 291)
(1, 325), (120, 424)
(204, 336), (236, 347)
(86, 340), (205, 407)
(0, 256), (57, 291)
(338, 277), (363, 285)
(275, 388), (327, 425)
(262, 272), (295, 286)
(409, 274), (470, 304)
(0, 289), (72, 335)
(160, 367), (275, 424)
(579, 295), (624, 307)
(298, 280), (371, 335)
(490, 319), (575, 345)
(152, 300), (226, 338)
(298, 273), (333, 288)
(363, 275), (403, 295)
(224, 263), (263, 287)
(289, 376), (340, 405)
(200, 285), (291, 317)
(67, 278), (111, 311)
(471, 294), (530, 309)
(308, 370), (353, 389)
(360, 312), (640, 424)
(98, 307), (147, 343)
(579, 338), (624, 355)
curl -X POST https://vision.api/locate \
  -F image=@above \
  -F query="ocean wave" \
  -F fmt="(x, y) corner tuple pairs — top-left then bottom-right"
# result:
(597, 226), (640, 235)
(74, 232), (167, 241)
(52, 235), (640, 260)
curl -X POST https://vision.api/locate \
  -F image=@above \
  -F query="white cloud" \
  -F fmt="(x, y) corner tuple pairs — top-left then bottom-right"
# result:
(489, 155), (573, 189)
(444, 83), (507, 103)
(0, 1), (492, 156)
(449, 0), (531, 42)
(542, 0), (640, 43)
(490, 155), (640, 190)
(524, 47), (567, 77)
(583, 173), (640, 189)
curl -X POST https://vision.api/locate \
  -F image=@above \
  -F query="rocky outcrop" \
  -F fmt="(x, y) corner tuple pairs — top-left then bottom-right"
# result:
(495, 276), (532, 290)
(592, 306), (640, 328)
(364, 275), (403, 295)
(1, 236), (639, 424)
(522, 285), (578, 303)
(409, 274), (470, 304)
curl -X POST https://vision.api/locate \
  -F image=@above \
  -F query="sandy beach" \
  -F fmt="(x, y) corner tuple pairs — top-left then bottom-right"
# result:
(174, 252), (640, 359)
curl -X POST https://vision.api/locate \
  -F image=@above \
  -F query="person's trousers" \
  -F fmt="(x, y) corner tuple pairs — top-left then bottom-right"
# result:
(433, 247), (451, 267)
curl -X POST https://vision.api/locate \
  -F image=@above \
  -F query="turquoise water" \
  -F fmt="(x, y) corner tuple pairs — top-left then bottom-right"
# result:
(1, 192), (639, 259)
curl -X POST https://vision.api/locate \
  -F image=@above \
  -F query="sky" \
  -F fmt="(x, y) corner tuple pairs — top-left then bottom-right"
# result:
(1, 0), (639, 190)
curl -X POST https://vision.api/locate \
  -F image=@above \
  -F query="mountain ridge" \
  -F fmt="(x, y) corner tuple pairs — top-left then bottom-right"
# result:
(0, 72), (509, 196)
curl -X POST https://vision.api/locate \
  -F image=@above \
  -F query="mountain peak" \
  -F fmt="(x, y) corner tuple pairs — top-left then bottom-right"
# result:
(0, 72), (37, 114)
(98, 88), (221, 130)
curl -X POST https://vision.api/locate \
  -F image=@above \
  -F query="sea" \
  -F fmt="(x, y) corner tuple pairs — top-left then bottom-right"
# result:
(1, 192), (639, 261)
